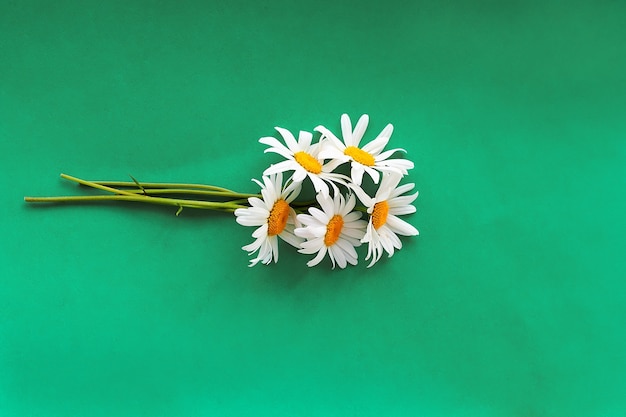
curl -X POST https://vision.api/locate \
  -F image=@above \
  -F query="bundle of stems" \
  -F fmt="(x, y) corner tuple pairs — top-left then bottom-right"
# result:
(24, 174), (260, 215)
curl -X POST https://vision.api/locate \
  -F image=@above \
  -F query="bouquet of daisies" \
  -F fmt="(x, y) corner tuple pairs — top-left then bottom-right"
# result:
(25, 114), (419, 269)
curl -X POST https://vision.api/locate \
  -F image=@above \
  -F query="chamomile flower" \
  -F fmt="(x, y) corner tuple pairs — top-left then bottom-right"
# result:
(350, 172), (419, 268)
(260, 127), (347, 198)
(316, 114), (414, 186)
(234, 172), (303, 267)
(295, 193), (367, 269)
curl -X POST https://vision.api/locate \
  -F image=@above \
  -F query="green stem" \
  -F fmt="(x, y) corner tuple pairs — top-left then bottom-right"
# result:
(24, 195), (246, 212)
(91, 180), (236, 193)
(119, 188), (260, 199)
(61, 174), (138, 196)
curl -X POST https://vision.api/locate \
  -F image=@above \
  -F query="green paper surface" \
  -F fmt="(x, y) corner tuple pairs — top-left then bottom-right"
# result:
(2, 1), (626, 415)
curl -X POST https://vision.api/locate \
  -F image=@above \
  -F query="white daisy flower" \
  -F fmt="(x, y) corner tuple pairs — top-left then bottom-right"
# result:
(350, 172), (419, 268)
(234, 172), (303, 267)
(259, 127), (347, 198)
(315, 114), (414, 186)
(295, 193), (367, 269)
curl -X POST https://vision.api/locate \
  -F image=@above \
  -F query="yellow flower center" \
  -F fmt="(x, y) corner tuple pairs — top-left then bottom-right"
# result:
(344, 146), (375, 166)
(371, 201), (389, 230)
(267, 199), (290, 236)
(324, 214), (344, 246)
(294, 151), (322, 174)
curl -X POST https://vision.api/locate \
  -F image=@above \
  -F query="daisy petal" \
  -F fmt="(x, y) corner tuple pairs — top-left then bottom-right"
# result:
(291, 168), (308, 183)
(389, 193), (418, 208)
(389, 205), (416, 216)
(236, 214), (267, 227)
(315, 125), (346, 151)
(379, 158), (414, 172)
(341, 114), (354, 146)
(263, 160), (298, 176)
(309, 207), (330, 224)
(259, 136), (290, 151)
(386, 215), (419, 236)
(363, 165), (380, 184)
(279, 229), (303, 249)
(347, 184), (374, 207)
(318, 147), (346, 161)
(275, 126), (300, 152)
(362, 135), (390, 155)
(375, 148), (407, 161)
(350, 163), (365, 186)
(298, 130), (313, 149)
(270, 236), (279, 263)
(309, 175), (330, 198)
(352, 114), (369, 147)
(322, 157), (346, 173)
(306, 246), (328, 267)
(389, 183), (415, 198)
(332, 245), (347, 269)
(252, 223), (269, 238)
(343, 211), (363, 223)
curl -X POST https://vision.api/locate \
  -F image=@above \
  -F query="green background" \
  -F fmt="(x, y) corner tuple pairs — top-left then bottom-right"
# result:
(2, 1), (626, 415)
